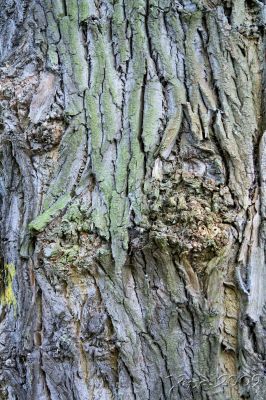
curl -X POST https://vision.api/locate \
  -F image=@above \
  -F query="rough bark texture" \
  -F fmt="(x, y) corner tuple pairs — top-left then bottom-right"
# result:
(0, 0), (266, 399)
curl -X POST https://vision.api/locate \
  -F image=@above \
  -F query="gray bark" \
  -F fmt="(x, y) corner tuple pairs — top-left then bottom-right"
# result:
(0, 0), (266, 399)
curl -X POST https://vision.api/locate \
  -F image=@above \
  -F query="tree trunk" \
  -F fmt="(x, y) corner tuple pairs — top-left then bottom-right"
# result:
(0, 0), (266, 399)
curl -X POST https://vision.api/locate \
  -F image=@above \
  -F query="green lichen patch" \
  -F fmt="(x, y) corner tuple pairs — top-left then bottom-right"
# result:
(29, 194), (71, 233)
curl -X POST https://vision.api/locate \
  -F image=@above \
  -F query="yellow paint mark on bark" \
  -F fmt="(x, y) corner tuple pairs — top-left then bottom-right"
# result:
(0, 263), (16, 308)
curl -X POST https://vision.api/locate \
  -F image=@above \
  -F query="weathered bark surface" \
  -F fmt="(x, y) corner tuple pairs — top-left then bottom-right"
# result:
(0, 0), (266, 399)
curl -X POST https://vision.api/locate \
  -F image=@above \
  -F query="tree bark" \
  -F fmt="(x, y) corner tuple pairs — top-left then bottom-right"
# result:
(0, 0), (266, 399)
